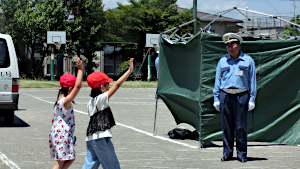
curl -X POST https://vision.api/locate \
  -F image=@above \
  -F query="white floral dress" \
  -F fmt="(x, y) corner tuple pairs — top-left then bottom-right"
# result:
(49, 97), (76, 161)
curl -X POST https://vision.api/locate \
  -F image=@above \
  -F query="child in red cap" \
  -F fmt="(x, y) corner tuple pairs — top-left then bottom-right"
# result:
(49, 57), (83, 169)
(82, 58), (134, 169)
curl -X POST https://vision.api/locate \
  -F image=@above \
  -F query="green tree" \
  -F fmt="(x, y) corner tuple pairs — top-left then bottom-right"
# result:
(0, 0), (21, 40)
(283, 15), (300, 37)
(15, 0), (67, 78)
(0, 0), (29, 76)
(0, 0), (67, 78)
(1, 0), (194, 79)
(104, 0), (195, 80)
(65, 0), (106, 75)
(106, 0), (177, 45)
(105, 0), (195, 44)
(1, 0), (106, 77)
(118, 60), (135, 80)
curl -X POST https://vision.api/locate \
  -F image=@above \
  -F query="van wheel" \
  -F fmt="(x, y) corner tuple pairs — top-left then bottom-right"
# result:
(4, 110), (14, 126)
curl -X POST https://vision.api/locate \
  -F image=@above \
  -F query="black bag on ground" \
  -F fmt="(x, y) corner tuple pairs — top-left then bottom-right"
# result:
(189, 130), (200, 140)
(168, 127), (199, 140)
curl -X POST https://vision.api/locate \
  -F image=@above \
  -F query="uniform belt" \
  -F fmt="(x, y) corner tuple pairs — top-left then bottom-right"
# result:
(222, 88), (248, 94)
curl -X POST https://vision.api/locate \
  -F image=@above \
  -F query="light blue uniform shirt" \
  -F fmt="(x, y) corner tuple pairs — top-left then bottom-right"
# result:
(155, 55), (159, 79)
(213, 51), (257, 103)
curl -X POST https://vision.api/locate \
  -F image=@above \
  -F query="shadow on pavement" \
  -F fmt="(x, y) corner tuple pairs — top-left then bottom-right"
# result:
(246, 157), (268, 161)
(247, 144), (286, 147)
(201, 141), (223, 148)
(226, 157), (268, 162)
(0, 109), (30, 127)
(170, 137), (286, 148)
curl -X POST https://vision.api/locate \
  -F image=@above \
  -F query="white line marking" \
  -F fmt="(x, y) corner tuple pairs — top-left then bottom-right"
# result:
(72, 102), (164, 105)
(22, 94), (163, 105)
(141, 166), (170, 169)
(23, 93), (198, 149)
(37, 96), (155, 100)
(0, 152), (21, 169)
(23, 93), (53, 104)
(116, 123), (198, 149)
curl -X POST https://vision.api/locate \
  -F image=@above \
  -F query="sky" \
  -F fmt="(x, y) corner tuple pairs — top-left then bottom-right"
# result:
(102, 0), (300, 20)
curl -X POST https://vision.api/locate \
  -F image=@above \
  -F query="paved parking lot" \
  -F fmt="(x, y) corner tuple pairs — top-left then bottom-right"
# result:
(0, 88), (299, 168)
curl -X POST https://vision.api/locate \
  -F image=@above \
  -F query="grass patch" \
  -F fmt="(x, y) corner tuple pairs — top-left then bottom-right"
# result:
(19, 79), (157, 88)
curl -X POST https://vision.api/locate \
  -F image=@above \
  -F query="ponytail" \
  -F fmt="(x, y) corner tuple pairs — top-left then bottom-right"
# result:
(54, 87), (70, 107)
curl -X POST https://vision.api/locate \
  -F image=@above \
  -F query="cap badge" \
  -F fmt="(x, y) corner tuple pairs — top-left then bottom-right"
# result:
(225, 36), (230, 41)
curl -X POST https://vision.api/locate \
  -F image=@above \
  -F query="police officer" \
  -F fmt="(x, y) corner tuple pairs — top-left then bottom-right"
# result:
(213, 33), (257, 163)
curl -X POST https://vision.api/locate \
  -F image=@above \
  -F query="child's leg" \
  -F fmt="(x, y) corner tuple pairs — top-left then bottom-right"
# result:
(61, 159), (75, 169)
(53, 160), (64, 169)
(82, 141), (100, 169)
(94, 138), (120, 169)
(53, 159), (75, 169)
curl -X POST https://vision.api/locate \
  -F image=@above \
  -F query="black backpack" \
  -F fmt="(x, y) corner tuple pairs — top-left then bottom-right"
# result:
(168, 127), (199, 140)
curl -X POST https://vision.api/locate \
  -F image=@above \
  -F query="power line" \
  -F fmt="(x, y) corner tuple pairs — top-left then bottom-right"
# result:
(265, 0), (282, 16)
(279, 0), (300, 18)
(225, 0), (245, 18)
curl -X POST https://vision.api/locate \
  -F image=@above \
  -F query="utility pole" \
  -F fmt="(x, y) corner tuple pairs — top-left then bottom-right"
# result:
(279, 0), (300, 23)
(193, 0), (197, 34)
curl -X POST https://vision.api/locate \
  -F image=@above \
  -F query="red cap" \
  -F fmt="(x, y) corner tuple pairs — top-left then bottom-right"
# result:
(87, 72), (113, 89)
(60, 74), (76, 87)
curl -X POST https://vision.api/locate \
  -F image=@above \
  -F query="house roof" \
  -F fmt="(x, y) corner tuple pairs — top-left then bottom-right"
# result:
(177, 7), (243, 23)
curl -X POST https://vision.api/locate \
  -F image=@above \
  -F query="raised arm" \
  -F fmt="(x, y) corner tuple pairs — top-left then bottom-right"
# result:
(108, 58), (134, 99)
(64, 57), (83, 107)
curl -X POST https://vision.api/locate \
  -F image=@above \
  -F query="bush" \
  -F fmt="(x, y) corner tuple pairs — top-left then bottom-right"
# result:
(118, 60), (136, 80)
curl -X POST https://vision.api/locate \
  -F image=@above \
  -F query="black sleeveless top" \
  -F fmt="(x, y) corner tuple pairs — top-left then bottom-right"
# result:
(86, 107), (116, 137)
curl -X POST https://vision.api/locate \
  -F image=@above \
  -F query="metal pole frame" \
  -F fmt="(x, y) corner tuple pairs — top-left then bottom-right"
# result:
(161, 6), (300, 44)
(161, 19), (206, 45)
(162, 19), (197, 34)
(199, 8), (234, 20)
(153, 92), (158, 136)
(134, 50), (149, 81)
(203, 15), (222, 30)
(235, 7), (300, 28)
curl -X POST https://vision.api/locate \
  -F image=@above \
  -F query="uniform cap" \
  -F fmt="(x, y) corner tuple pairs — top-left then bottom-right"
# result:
(87, 72), (113, 89)
(222, 33), (243, 44)
(60, 74), (76, 87)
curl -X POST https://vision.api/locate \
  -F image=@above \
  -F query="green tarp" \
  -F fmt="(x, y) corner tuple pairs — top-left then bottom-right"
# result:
(157, 33), (300, 145)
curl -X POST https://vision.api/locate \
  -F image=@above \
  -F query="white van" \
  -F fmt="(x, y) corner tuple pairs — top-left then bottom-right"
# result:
(0, 33), (19, 126)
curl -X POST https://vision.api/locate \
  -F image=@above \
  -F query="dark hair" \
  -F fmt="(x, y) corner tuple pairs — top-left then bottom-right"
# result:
(54, 87), (75, 107)
(90, 87), (102, 98)
(234, 41), (240, 45)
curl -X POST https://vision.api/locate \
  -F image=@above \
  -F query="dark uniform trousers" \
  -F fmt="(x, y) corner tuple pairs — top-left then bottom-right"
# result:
(219, 90), (249, 159)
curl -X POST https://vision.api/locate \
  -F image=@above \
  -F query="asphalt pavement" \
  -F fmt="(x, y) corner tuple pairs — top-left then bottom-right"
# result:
(0, 88), (299, 169)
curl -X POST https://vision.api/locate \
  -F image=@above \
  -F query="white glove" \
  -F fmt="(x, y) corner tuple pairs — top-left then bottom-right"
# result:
(213, 102), (220, 112)
(248, 102), (255, 111)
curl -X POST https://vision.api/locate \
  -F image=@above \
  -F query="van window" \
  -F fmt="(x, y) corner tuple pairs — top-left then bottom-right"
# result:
(0, 38), (10, 68)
